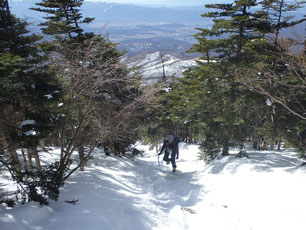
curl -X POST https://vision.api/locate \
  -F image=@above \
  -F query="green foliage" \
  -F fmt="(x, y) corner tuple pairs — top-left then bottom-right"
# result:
(149, 0), (305, 159)
(199, 134), (221, 164)
(24, 161), (69, 205)
(0, 0), (67, 205)
(0, 4), (63, 148)
(31, 0), (94, 38)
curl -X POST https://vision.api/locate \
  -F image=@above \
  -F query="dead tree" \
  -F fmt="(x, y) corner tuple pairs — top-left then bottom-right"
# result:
(52, 35), (158, 180)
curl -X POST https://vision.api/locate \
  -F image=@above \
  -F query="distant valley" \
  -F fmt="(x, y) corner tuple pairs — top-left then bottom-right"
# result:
(10, 0), (209, 55)
(9, 0), (305, 83)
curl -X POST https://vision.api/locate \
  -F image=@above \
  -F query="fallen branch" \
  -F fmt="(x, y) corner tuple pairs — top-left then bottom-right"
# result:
(65, 199), (79, 205)
(181, 207), (197, 214)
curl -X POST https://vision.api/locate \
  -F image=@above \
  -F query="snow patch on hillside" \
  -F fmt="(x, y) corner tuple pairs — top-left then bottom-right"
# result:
(123, 51), (198, 84)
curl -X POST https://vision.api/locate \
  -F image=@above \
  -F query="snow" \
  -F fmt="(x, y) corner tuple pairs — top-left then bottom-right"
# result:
(23, 130), (37, 136)
(44, 94), (53, 100)
(18, 120), (36, 129)
(124, 51), (197, 84)
(163, 87), (171, 92)
(1, 143), (306, 230)
(266, 98), (272, 106)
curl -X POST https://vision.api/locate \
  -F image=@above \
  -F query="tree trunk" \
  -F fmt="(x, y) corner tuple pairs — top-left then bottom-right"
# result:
(222, 139), (229, 156)
(39, 139), (48, 152)
(188, 128), (193, 144)
(78, 145), (85, 171)
(21, 148), (28, 176)
(27, 148), (34, 174)
(113, 143), (119, 157)
(8, 146), (22, 180)
(103, 143), (111, 156)
(32, 148), (41, 173)
(28, 148), (41, 173)
(270, 141), (275, 151)
(274, 0), (284, 47)
(277, 140), (282, 151)
(253, 139), (259, 150)
(262, 140), (268, 150)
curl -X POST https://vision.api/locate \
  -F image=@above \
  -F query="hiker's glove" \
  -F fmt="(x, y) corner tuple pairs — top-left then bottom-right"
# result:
(158, 153), (162, 156)
(176, 156), (179, 160)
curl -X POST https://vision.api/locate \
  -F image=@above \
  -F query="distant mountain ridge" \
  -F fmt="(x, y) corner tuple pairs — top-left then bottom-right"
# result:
(9, 1), (305, 56)
(9, 0), (207, 55)
(10, 0), (205, 24)
(82, 2), (204, 23)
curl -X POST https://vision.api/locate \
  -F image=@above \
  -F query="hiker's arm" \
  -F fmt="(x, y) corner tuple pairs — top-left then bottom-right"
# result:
(158, 141), (167, 155)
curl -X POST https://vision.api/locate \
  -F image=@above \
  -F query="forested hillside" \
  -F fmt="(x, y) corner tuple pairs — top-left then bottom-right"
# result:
(145, 0), (305, 162)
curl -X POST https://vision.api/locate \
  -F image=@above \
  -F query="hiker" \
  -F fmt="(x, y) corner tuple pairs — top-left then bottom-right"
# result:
(158, 135), (179, 172)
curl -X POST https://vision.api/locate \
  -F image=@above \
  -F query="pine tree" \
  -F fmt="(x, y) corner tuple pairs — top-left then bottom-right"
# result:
(156, 0), (304, 160)
(198, 1), (266, 60)
(183, 1), (269, 156)
(260, 0), (305, 46)
(0, 0), (64, 203)
(183, 0), (306, 158)
(0, 0), (61, 153)
(31, 0), (94, 38)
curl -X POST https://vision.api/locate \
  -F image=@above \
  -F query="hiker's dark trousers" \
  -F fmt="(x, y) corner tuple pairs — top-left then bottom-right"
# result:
(163, 151), (177, 169)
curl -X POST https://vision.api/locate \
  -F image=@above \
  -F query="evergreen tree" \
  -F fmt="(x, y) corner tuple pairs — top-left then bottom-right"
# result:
(199, 0), (265, 59)
(0, 0), (62, 160)
(0, 0), (64, 204)
(260, 0), (305, 46)
(31, 0), (94, 38)
(186, 0), (268, 157)
(155, 0), (305, 161)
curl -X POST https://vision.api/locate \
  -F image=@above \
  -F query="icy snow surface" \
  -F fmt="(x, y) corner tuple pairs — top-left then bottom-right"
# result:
(44, 94), (53, 100)
(23, 130), (36, 136)
(18, 120), (36, 129)
(1, 143), (306, 230)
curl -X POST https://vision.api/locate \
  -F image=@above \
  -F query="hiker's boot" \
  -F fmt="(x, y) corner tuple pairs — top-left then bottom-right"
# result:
(172, 168), (176, 172)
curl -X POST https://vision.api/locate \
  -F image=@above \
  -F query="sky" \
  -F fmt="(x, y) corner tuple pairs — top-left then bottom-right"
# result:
(85, 0), (233, 7)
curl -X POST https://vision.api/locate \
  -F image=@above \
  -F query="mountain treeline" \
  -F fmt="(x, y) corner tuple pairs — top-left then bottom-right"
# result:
(0, 0), (156, 205)
(143, 0), (305, 162)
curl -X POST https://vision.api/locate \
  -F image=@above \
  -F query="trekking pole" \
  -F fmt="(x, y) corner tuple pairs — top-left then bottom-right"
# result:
(158, 155), (160, 166)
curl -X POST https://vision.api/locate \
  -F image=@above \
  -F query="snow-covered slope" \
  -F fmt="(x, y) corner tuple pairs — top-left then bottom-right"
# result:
(123, 51), (197, 84)
(1, 143), (306, 230)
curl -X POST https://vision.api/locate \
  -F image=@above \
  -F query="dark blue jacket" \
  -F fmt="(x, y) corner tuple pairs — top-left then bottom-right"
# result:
(159, 138), (179, 158)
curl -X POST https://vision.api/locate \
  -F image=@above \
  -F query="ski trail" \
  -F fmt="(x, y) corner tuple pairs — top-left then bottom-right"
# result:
(134, 143), (204, 230)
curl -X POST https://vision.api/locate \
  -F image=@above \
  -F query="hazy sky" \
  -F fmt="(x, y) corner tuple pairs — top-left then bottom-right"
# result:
(85, 0), (233, 6)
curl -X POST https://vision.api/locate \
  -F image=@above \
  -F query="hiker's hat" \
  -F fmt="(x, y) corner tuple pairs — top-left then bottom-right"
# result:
(167, 135), (174, 142)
